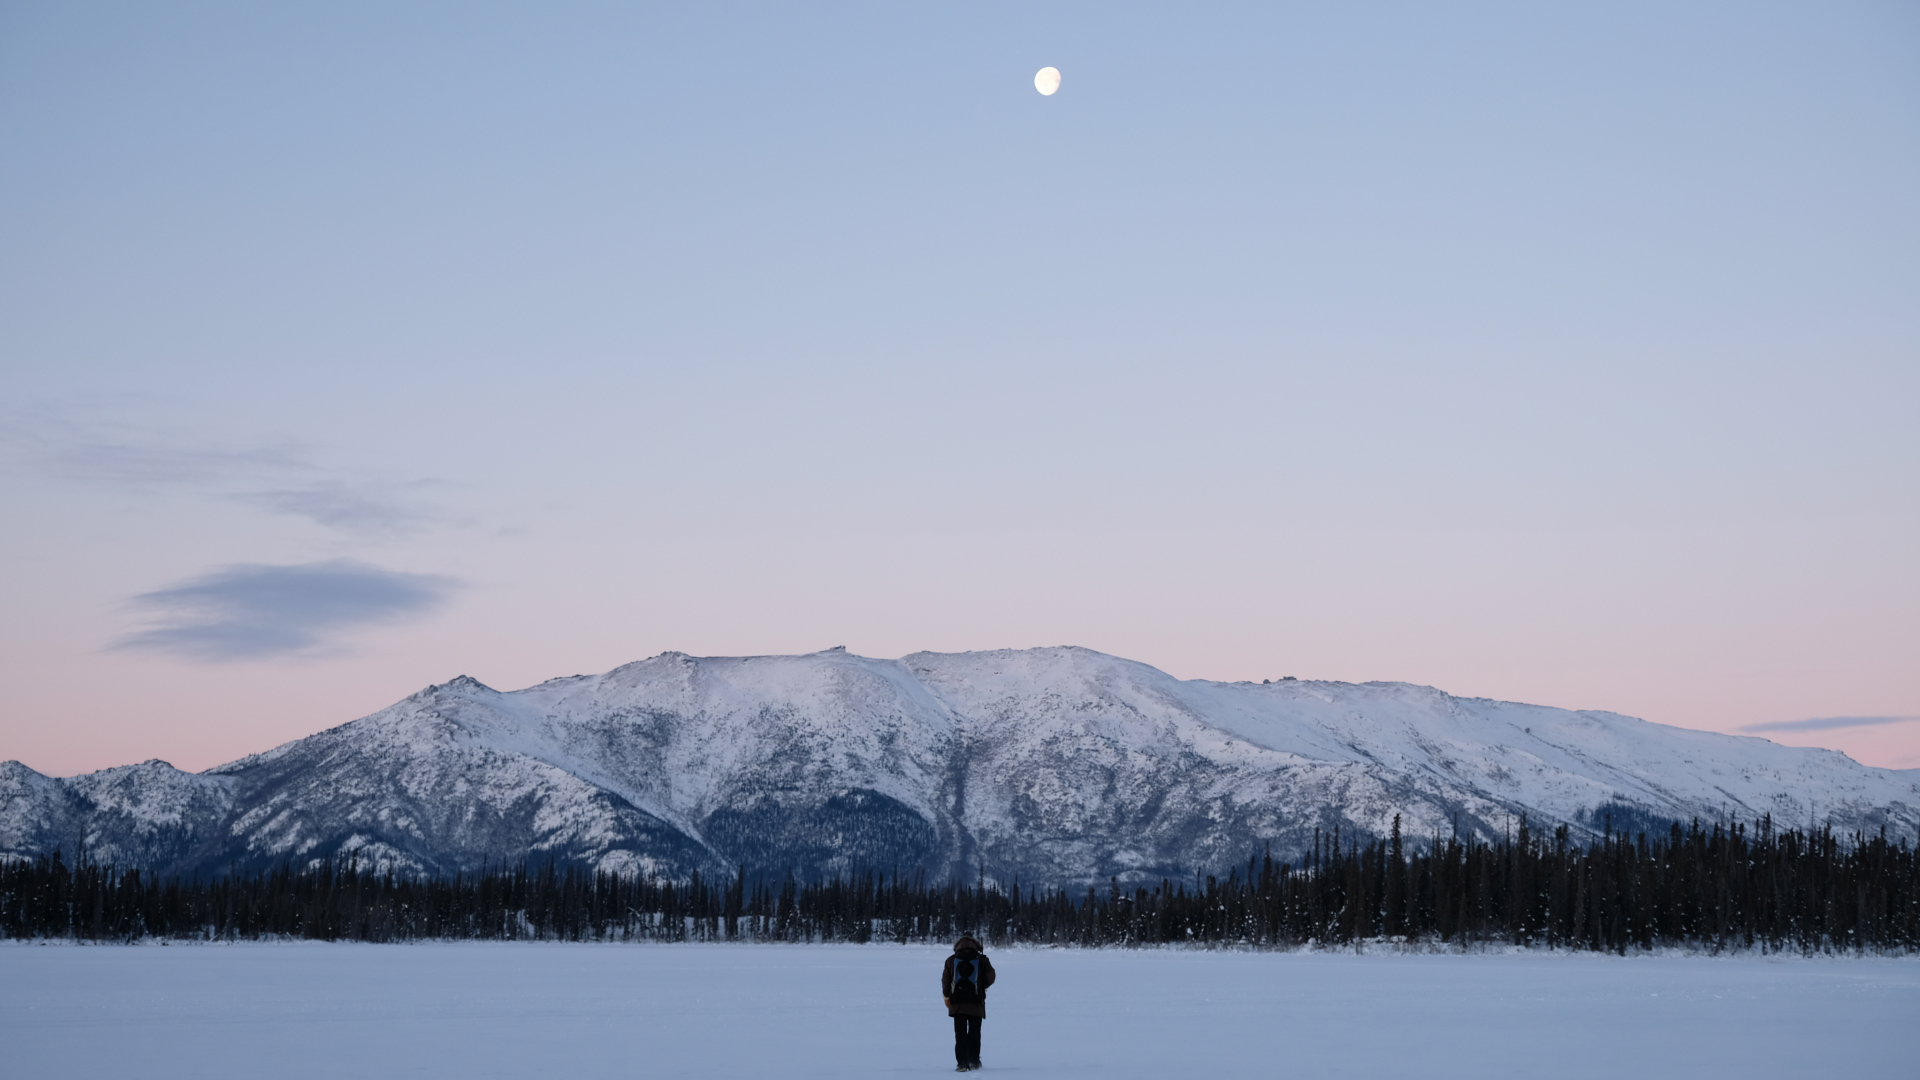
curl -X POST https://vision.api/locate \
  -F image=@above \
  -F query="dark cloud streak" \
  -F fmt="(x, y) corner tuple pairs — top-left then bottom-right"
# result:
(1740, 715), (1920, 734)
(114, 560), (457, 661)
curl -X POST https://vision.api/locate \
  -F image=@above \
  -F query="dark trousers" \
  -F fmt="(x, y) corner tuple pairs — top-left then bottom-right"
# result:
(952, 1015), (982, 1066)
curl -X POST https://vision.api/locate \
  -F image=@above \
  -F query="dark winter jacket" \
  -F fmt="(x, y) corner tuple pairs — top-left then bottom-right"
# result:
(942, 945), (996, 1018)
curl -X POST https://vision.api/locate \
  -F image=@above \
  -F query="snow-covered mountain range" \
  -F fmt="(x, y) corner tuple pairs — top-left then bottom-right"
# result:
(4, 647), (1915, 886)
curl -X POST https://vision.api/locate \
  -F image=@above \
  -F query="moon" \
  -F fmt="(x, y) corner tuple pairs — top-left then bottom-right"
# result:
(1034, 67), (1061, 96)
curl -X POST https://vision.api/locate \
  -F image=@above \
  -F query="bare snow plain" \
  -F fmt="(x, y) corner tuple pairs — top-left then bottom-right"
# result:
(4, 943), (1915, 1079)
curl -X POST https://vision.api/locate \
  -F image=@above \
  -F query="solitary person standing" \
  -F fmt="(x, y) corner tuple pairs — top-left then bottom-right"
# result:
(941, 935), (996, 1071)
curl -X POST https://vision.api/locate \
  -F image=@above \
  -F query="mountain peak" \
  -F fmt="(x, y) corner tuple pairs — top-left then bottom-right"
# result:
(7, 645), (1915, 885)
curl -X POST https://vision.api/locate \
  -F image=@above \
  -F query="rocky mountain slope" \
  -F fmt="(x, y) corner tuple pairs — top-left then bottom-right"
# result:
(4, 647), (1915, 886)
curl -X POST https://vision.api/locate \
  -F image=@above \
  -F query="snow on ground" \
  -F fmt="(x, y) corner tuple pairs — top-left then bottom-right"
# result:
(3, 942), (1914, 1079)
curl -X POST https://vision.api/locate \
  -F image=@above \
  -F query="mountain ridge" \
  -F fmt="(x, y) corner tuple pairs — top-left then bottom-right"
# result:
(4, 646), (1915, 886)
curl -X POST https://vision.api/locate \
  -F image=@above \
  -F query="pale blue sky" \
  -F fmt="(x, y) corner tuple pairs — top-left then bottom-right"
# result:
(3, 2), (1916, 774)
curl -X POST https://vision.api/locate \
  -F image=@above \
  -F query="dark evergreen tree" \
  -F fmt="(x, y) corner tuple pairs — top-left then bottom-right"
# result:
(3, 816), (1913, 952)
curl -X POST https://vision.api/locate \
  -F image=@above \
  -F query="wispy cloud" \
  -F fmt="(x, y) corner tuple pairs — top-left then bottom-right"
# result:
(4, 411), (451, 536)
(36, 430), (311, 485)
(1739, 715), (1920, 734)
(114, 560), (457, 661)
(231, 481), (448, 535)
(3, 412), (291, 479)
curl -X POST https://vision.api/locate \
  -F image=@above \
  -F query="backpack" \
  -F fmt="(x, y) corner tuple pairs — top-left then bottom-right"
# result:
(950, 955), (983, 1002)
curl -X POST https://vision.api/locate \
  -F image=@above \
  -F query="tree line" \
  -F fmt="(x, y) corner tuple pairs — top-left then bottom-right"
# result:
(3, 815), (1913, 953)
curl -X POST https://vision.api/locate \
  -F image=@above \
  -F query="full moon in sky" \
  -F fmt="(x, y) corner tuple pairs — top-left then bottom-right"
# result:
(1034, 67), (1061, 96)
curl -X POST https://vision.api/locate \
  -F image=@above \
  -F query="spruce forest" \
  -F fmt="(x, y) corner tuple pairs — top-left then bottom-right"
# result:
(4, 815), (1914, 954)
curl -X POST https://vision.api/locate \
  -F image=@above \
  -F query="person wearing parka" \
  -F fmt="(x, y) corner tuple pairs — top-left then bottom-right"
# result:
(941, 936), (996, 1071)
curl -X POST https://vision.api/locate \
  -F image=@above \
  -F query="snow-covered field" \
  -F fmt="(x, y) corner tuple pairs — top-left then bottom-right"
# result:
(4, 943), (1914, 1079)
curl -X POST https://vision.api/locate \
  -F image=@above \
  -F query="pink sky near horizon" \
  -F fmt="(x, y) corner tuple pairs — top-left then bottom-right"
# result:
(7, 645), (1918, 779)
(6, 540), (1916, 777)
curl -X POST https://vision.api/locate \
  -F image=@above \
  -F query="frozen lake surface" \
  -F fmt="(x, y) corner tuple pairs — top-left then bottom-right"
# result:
(4, 942), (1915, 1079)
